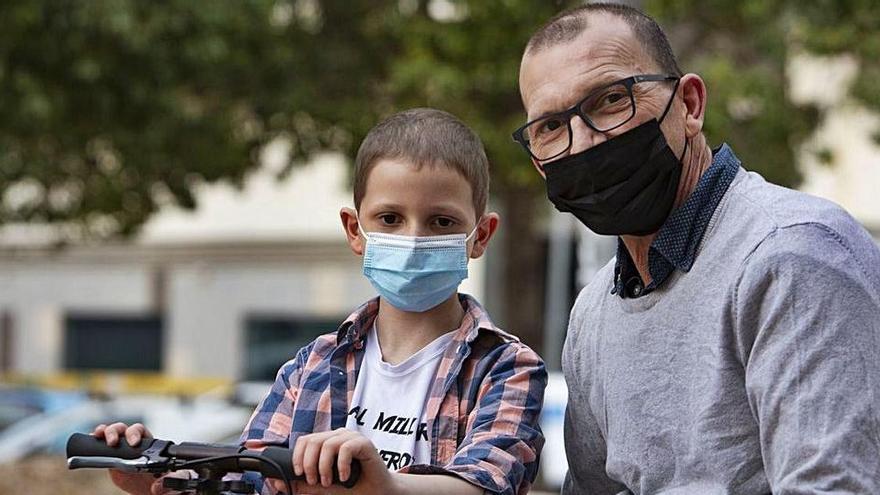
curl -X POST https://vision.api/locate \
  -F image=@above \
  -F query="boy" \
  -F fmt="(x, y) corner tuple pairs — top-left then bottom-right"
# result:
(95, 108), (546, 495)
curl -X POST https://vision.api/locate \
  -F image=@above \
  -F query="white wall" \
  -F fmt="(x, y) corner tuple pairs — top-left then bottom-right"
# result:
(0, 260), (154, 374)
(164, 256), (373, 380)
(790, 52), (880, 234)
(140, 148), (354, 244)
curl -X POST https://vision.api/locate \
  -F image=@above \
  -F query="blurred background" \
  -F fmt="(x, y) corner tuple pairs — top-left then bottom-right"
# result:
(0, 0), (877, 493)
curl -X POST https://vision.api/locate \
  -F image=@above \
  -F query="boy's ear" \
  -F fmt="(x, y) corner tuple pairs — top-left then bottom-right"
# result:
(340, 207), (365, 256)
(469, 212), (500, 259)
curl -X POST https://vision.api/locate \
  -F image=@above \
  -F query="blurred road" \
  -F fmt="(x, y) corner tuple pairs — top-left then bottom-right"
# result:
(0, 456), (561, 494)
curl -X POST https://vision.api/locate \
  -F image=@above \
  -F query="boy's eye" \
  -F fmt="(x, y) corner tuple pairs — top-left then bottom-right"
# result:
(434, 217), (455, 228)
(379, 214), (399, 225)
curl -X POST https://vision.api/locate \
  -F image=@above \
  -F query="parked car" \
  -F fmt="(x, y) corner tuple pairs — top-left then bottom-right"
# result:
(0, 386), (88, 434)
(0, 389), (251, 463)
(539, 371), (569, 490)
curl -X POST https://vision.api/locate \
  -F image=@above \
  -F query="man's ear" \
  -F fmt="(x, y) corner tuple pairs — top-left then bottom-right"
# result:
(468, 212), (501, 259)
(340, 207), (365, 256)
(679, 73), (707, 139)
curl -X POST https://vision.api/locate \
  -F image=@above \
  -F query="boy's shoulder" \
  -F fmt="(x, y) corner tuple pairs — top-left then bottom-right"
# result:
(305, 331), (344, 358)
(459, 294), (544, 366)
(273, 331), (339, 380)
(290, 298), (381, 361)
(470, 326), (543, 362)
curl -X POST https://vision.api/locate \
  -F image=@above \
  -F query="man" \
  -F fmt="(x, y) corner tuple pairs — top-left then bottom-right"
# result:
(513, 3), (880, 494)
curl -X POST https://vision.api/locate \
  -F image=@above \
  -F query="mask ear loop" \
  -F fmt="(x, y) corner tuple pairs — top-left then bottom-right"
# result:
(465, 216), (484, 242)
(658, 77), (681, 125)
(657, 77), (689, 164)
(465, 225), (478, 242)
(463, 217), (484, 259)
(355, 212), (372, 241)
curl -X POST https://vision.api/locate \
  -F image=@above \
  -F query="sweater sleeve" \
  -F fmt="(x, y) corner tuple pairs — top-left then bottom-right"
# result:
(734, 223), (880, 493)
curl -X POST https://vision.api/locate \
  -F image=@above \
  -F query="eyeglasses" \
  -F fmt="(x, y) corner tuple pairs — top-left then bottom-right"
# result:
(512, 74), (679, 162)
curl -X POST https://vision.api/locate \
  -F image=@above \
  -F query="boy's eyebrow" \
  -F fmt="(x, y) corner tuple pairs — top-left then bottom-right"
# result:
(368, 202), (404, 211)
(366, 202), (470, 218)
(428, 204), (470, 217)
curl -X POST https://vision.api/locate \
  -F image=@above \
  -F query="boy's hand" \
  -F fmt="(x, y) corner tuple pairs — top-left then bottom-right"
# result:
(268, 429), (397, 495)
(93, 422), (173, 495)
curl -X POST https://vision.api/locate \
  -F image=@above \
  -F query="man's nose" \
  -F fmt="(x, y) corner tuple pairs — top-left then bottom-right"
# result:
(568, 114), (605, 154)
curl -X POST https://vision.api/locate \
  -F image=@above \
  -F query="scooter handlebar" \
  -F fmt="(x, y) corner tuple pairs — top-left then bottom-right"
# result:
(66, 432), (155, 460)
(65, 433), (361, 489)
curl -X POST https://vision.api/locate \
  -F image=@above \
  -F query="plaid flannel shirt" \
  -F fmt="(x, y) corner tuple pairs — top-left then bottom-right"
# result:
(240, 294), (547, 495)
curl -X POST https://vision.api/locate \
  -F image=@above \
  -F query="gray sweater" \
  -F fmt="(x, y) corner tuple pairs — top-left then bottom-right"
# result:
(562, 168), (880, 494)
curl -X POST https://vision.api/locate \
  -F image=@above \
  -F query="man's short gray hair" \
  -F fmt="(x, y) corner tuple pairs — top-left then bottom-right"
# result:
(525, 3), (683, 77)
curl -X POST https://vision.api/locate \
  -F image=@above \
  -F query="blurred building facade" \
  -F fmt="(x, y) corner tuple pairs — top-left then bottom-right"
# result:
(0, 145), (487, 386)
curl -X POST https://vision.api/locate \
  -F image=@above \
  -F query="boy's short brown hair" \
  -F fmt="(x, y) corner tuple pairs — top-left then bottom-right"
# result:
(353, 108), (489, 217)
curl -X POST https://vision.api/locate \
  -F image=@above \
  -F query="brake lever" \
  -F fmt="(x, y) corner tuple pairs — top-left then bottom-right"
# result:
(67, 455), (167, 473)
(68, 438), (174, 474)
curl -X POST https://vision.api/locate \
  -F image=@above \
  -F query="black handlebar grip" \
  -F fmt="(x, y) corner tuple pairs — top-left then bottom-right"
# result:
(258, 446), (362, 489)
(66, 432), (155, 460)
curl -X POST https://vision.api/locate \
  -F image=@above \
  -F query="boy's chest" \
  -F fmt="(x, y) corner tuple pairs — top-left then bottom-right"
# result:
(288, 357), (477, 464)
(342, 366), (436, 470)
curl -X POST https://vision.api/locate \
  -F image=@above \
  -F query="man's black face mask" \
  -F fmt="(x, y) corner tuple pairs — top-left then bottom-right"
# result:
(543, 118), (684, 236)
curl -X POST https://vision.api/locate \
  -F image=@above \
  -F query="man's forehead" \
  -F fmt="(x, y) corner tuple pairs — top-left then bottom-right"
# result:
(520, 15), (648, 115)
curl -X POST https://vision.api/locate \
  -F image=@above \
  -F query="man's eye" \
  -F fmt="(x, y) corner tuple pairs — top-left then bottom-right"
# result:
(599, 90), (628, 107)
(529, 118), (565, 142)
(604, 92), (626, 104)
(540, 119), (563, 134)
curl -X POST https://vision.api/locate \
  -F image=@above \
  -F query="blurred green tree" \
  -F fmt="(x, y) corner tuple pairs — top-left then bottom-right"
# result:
(1, 0), (877, 349)
(0, 0), (396, 235)
(649, 0), (880, 185)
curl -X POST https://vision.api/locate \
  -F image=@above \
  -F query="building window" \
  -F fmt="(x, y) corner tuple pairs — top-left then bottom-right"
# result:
(0, 311), (12, 372)
(244, 316), (340, 381)
(64, 314), (163, 371)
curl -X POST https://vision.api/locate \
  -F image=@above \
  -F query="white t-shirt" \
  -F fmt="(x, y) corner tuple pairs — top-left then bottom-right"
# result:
(344, 324), (455, 471)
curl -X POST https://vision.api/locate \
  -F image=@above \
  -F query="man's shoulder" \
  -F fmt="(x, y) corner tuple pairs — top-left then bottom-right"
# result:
(724, 169), (859, 236)
(701, 168), (872, 266)
(718, 169), (880, 295)
(741, 219), (880, 298)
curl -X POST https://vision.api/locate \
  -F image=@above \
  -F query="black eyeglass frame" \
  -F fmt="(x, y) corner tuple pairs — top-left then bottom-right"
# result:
(512, 74), (680, 162)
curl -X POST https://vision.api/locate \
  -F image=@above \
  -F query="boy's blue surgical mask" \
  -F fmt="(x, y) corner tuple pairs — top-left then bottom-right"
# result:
(358, 217), (478, 312)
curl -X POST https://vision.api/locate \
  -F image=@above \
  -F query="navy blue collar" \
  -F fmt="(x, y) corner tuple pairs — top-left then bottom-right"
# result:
(613, 143), (740, 297)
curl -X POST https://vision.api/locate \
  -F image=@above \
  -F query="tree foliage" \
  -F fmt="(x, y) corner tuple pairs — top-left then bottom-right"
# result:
(0, 0), (396, 235)
(649, 0), (880, 185)
(4, 0), (876, 235)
